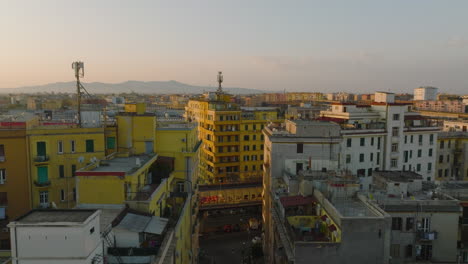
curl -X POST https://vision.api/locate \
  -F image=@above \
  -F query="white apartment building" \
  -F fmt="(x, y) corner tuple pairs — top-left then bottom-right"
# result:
(8, 209), (103, 264)
(414, 86), (438, 101)
(319, 92), (439, 189)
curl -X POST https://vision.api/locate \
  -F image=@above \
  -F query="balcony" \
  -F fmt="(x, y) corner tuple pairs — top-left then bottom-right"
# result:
(34, 155), (50, 162)
(34, 180), (51, 187)
(417, 230), (438, 241)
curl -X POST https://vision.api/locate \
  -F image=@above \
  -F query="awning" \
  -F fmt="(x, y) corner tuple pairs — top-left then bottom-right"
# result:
(328, 224), (337, 231)
(320, 215), (328, 221)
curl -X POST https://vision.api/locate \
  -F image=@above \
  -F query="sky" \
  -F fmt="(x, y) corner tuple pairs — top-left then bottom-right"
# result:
(1, 0), (467, 93)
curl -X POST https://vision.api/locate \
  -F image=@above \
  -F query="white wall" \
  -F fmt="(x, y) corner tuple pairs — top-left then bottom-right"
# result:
(114, 229), (140, 248)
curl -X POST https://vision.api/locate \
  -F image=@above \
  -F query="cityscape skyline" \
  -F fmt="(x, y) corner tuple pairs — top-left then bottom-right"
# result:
(1, 0), (468, 93)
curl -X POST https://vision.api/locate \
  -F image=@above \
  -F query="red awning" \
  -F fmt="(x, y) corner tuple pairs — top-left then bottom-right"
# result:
(320, 215), (328, 221)
(328, 224), (337, 231)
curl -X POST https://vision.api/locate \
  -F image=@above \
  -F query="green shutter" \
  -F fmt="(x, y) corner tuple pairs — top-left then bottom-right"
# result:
(86, 140), (94, 152)
(106, 137), (115, 149)
(37, 167), (48, 183)
(37, 142), (46, 156)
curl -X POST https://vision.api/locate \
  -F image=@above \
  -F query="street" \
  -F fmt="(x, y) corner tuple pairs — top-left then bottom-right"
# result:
(199, 230), (263, 264)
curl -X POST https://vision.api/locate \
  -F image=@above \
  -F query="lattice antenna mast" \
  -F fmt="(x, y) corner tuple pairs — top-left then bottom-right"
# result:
(72, 61), (92, 127)
(217, 71), (223, 94)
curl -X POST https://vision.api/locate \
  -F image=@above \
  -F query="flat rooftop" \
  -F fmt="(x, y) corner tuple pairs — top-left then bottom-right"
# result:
(333, 198), (378, 217)
(89, 154), (156, 174)
(16, 209), (97, 223)
(375, 171), (423, 182)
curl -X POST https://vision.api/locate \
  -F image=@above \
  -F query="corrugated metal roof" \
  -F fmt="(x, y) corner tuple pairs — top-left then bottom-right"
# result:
(144, 216), (169, 235)
(116, 213), (169, 234)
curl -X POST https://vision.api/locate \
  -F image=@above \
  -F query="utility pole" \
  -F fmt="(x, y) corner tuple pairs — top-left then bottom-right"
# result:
(72, 61), (84, 127)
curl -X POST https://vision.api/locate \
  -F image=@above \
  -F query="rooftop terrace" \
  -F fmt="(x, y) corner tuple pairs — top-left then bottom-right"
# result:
(77, 154), (157, 176)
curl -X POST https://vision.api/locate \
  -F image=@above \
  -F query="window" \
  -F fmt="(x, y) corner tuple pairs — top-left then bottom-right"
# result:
(0, 145), (4, 162)
(71, 165), (76, 177)
(410, 135), (414, 143)
(428, 149), (433, 157)
(370, 153), (374, 162)
(448, 140), (452, 148)
(416, 164), (421, 172)
(252, 145), (257, 151)
(421, 217), (430, 232)
(392, 127), (399, 137)
(346, 138), (352, 147)
(251, 155), (257, 161)
(393, 114), (400, 121)
(371, 137), (374, 146)
(440, 140), (444, 149)
(253, 125), (256, 130)
(391, 159), (398, 168)
(406, 217), (414, 231)
(244, 125), (248, 131)
(73, 188), (76, 201)
(59, 165), (64, 178)
(85, 140), (94, 153)
(439, 155), (443, 163)
(445, 169), (449, 177)
(90, 227), (95, 234)
(244, 165), (248, 172)
(429, 134), (434, 145)
(360, 138), (365, 146)
(39, 191), (49, 205)
(60, 189), (65, 201)
(357, 169), (365, 177)
(427, 162), (432, 172)
(260, 144), (264, 150)
(253, 135), (257, 140)
(438, 169), (442, 178)
(297, 143), (303, 153)
(106, 137), (116, 149)
(57, 140), (63, 154)
(417, 149), (422, 157)
(367, 168), (373, 176)
(346, 155), (351, 164)
(296, 163), (303, 174)
(0, 169), (5, 184)
(404, 151), (409, 163)
(37, 141), (46, 157)
(404, 136), (407, 144)
(177, 182), (185, 192)
(243, 145), (249, 151)
(244, 135), (249, 141)
(405, 245), (413, 258)
(418, 135), (423, 145)
(390, 244), (400, 258)
(376, 152), (380, 165)
(243, 156), (249, 161)
(392, 217), (402, 230)
(260, 135), (264, 140)
(377, 137), (381, 149)
(37, 166), (48, 183)
(409, 150), (413, 158)
(392, 143), (398, 153)
(447, 155), (450, 162)
(359, 153), (364, 162)
(252, 165), (256, 171)
(70, 140), (75, 153)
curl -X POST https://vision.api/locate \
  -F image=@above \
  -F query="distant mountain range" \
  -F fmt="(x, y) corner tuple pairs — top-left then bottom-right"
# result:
(0, 80), (267, 95)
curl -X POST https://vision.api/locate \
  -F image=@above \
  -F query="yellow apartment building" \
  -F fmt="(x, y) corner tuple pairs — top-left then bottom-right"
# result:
(27, 125), (106, 209)
(185, 94), (280, 185)
(0, 123), (31, 250)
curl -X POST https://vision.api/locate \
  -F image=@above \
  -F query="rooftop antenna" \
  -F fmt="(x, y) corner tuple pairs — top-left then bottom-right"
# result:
(72, 61), (84, 127)
(217, 71), (223, 94)
(72, 61), (92, 127)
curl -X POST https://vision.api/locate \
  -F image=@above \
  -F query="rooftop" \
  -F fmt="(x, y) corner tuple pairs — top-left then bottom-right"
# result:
(77, 154), (157, 176)
(332, 198), (378, 217)
(374, 171), (423, 182)
(15, 209), (97, 223)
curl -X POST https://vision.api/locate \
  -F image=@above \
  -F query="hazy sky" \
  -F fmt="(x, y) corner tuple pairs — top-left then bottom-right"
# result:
(1, 1), (468, 93)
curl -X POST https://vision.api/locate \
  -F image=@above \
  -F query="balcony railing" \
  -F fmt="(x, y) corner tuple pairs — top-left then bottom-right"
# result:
(417, 230), (438, 241)
(34, 155), (49, 162)
(34, 180), (51, 187)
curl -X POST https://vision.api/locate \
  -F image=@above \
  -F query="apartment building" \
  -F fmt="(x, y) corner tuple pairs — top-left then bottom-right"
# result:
(370, 171), (460, 263)
(319, 92), (439, 188)
(185, 88), (279, 185)
(414, 86), (438, 101)
(0, 123), (31, 251)
(263, 122), (390, 263)
(436, 121), (468, 181)
(414, 100), (467, 113)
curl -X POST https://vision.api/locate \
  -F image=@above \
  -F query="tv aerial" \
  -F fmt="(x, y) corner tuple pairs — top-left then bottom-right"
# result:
(72, 61), (92, 127)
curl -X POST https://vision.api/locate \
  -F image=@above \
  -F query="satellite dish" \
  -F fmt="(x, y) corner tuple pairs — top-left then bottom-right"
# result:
(78, 156), (84, 163)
